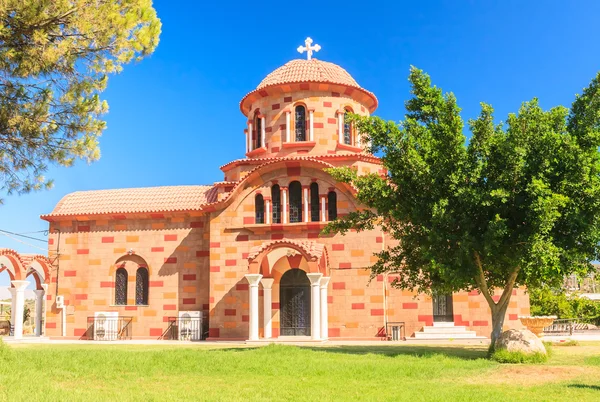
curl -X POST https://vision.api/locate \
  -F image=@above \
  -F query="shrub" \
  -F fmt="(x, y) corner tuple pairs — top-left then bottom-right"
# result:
(490, 349), (548, 364)
(529, 287), (600, 325)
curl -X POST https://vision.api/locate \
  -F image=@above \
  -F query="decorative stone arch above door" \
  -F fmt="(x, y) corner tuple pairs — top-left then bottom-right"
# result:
(246, 239), (329, 278)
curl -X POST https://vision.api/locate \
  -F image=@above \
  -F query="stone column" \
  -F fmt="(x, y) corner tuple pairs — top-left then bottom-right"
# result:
(261, 116), (266, 148)
(11, 280), (29, 340)
(309, 109), (314, 141)
(244, 128), (249, 154)
(265, 198), (272, 224)
(303, 186), (309, 223)
(306, 273), (323, 340)
(320, 277), (330, 340)
(245, 274), (263, 341)
(41, 284), (48, 337)
(261, 278), (274, 339)
(282, 187), (288, 224)
(320, 195), (327, 222)
(337, 111), (344, 144)
(248, 122), (253, 151)
(8, 288), (16, 335)
(33, 288), (45, 337)
(285, 111), (291, 142)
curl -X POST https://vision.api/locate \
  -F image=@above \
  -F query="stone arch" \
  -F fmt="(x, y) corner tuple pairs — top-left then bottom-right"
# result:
(22, 255), (51, 289)
(0, 249), (26, 281)
(110, 254), (152, 276)
(247, 239), (328, 278)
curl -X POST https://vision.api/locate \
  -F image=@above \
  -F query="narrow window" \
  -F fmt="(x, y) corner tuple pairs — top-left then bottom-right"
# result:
(328, 191), (337, 221)
(255, 194), (265, 224)
(272, 184), (281, 224)
(344, 111), (352, 145)
(310, 182), (319, 222)
(115, 268), (128, 305)
(255, 114), (262, 149)
(289, 181), (302, 223)
(135, 267), (149, 305)
(295, 105), (306, 141)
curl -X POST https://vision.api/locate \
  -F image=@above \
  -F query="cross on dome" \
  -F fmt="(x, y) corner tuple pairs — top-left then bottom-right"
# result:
(297, 37), (321, 60)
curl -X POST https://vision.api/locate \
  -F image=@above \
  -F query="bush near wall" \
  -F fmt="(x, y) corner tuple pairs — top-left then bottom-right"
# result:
(529, 287), (600, 325)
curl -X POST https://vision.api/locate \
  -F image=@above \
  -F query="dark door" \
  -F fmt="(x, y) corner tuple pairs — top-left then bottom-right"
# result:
(432, 294), (454, 322)
(280, 269), (311, 336)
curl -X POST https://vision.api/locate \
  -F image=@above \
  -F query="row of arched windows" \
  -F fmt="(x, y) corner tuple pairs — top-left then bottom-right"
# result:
(251, 105), (356, 150)
(255, 183), (338, 224)
(115, 267), (149, 306)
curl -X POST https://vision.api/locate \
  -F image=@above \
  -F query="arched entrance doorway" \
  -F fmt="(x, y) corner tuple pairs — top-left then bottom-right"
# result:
(280, 269), (311, 336)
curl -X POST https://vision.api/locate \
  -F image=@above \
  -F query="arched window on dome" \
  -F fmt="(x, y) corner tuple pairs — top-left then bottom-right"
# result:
(328, 191), (337, 221)
(310, 182), (320, 222)
(272, 184), (281, 224)
(255, 193), (265, 224)
(115, 268), (128, 305)
(135, 267), (149, 305)
(254, 112), (262, 149)
(295, 105), (306, 142)
(343, 108), (353, 145)
(289, 181), (302, 223)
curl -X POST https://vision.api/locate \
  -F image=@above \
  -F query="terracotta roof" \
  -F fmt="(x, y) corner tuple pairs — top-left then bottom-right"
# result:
(43, 185), (218, 218)
(257, 59), (361, 90)
(219, 153), (382, 171)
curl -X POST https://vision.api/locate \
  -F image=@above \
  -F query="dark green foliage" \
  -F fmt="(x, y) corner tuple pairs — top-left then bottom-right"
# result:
(325, 67), (600, 343)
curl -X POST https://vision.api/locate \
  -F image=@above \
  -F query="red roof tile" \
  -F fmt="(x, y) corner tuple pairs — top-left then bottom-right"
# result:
(257, 59), (361, 90)
(43, 185), (217, 218)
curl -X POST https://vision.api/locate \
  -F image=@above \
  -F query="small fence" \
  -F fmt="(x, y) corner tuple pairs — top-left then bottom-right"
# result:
(385, 322), (406, 341)
(85, 316), (133, 340)
(161, 317), (205, 341)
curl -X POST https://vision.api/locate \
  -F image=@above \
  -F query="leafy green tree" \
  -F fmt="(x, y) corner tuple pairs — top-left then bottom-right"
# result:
(0, 0), (161, 198)
(326, 67), (600, 344)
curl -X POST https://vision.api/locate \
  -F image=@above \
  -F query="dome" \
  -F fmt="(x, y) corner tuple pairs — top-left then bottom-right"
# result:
(257, 59), (361, 90)
(240, 58), (378, 116)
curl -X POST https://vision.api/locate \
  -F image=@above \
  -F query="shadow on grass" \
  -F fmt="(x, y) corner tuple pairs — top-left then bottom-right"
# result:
(207, 344), (488, 360)
(568, 384), (600, 391)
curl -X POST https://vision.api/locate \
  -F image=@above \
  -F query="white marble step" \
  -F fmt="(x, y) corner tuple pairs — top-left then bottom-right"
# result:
(432, 322), (456, 328)
(413, 331), (479, 339)
(422, 326), (469, 333)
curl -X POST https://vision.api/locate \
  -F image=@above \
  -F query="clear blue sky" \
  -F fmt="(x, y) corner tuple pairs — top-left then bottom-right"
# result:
(1, 0), (599, 266)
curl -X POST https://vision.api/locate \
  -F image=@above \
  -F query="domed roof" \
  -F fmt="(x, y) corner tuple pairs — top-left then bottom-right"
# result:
(240, 58), (378, 115)
(257, 59), (361, 90)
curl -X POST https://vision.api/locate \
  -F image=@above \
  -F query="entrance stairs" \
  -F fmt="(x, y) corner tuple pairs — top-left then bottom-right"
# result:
(412, 322), (486, 340)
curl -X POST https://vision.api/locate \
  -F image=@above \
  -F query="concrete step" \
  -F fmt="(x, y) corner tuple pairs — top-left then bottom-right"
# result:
(432, 322), (456, 327)
(422, 326), (468, 334)
(413, 331), (479, 339)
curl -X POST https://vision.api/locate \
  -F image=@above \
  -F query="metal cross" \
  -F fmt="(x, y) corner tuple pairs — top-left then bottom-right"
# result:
(297, 37), (321, 60)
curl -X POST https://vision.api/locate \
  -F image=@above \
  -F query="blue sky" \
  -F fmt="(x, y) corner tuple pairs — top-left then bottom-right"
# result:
(1, 0), (599, 283)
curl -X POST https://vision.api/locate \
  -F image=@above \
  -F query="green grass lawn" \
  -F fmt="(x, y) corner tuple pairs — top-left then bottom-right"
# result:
(1, 340), (599, 401)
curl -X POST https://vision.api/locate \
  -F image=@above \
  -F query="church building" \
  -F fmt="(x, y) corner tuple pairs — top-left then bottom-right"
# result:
(40, 39), (530, 341)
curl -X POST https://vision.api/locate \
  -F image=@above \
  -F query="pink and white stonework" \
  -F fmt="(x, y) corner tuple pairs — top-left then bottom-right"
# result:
(40, 54), (530, 340)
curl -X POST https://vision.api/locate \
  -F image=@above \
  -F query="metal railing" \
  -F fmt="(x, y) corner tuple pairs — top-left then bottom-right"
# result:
(543, 318), (578, 335)
(161, 317), (204, 341)
(385, 321), (406, 341)
(85, 316), (133, 340)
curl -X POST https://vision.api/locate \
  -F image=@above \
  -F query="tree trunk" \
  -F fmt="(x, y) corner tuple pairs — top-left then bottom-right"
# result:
(489, 298), (510, 348)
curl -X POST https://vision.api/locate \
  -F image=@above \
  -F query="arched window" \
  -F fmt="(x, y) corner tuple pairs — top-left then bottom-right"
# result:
(255, 114), (262, 149)
(343, 110), (352, 145)
(255, 193), (265, 224)
(289, 181), (302, 223)
(295, 105), (306, 142)
(135, 267), (149, 305)
(272, 184), (281, 224)
(310, 182), (319, 222)
(115, 268), (128, 305)
(328, 191), (337, 221)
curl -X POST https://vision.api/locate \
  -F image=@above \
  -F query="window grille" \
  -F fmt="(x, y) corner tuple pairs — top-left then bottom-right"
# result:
(328, 191), (337, 221)
(115, 268), (128, 305)
(135, 267), (149, 305)
(255, 115), (262, 149)
(255, 194), (265, 224)
(272, 184), (281, 224)
(344, 112), (352, 145)
(289, 181), (302, 223)
(310, 182), (319, 222)
(295, 106), (306, 141)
